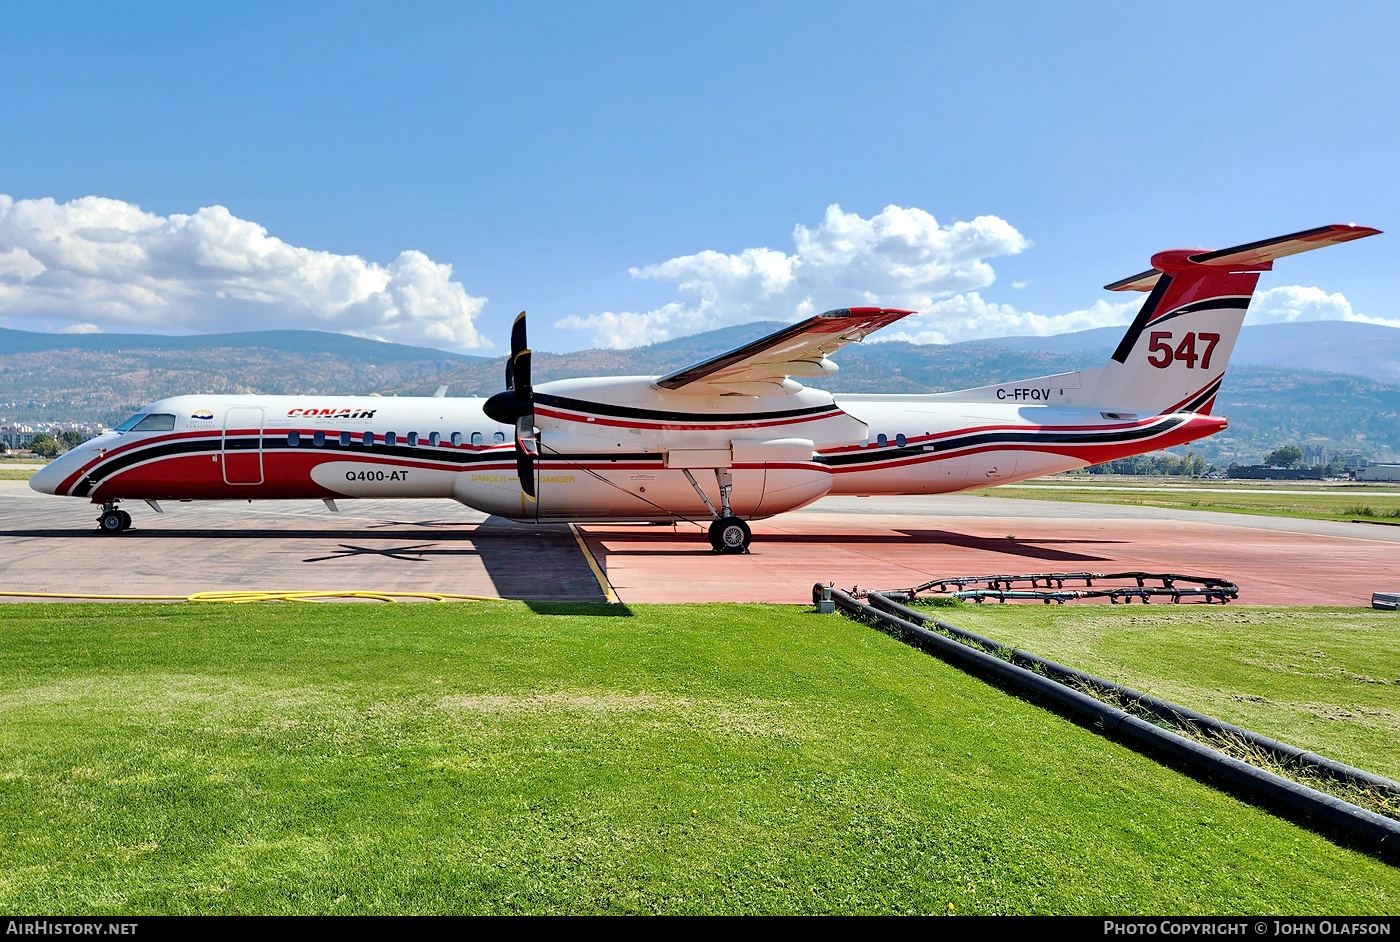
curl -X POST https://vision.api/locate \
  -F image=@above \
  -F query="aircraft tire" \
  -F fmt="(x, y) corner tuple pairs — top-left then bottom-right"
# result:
(709, 516), (751, 554)
(99, 511), (125, 534)
(117, 510), (132, 530)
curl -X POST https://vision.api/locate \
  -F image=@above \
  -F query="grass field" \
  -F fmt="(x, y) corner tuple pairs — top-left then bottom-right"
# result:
(0, 469), (36, 480)
(979, 479), (1400, 523)
(1, 601), (1397, 915)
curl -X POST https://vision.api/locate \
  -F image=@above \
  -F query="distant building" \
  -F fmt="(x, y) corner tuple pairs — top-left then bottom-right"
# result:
(0, 425), (36, 449)
(1356, 465), (1400, 482)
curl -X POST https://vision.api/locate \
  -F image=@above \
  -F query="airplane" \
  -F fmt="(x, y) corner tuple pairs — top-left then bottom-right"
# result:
(30, 224), (1379, 553)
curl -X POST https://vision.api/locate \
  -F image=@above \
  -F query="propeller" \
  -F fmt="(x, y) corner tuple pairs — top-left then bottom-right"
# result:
(484, 312), (538, 499)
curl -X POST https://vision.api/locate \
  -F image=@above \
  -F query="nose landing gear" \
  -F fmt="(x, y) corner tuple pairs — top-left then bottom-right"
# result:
(96, 501), (132, 534)
(680, 468), (752, 554)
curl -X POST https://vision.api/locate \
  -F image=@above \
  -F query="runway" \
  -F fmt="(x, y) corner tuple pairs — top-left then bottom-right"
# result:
(1, 481), (1395, 606)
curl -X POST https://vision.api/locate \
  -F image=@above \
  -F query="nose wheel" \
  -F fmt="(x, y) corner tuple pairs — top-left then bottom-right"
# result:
(96, 503), (132, 534)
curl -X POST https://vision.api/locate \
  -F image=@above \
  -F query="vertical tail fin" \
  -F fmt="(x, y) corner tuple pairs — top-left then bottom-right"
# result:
(1091, 224), (1379, 414)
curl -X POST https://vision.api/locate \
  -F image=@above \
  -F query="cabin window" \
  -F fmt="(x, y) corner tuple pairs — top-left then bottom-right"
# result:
(451, 432), (463, 447)
(471, 432), (483, 447)
(493, 431), (505, 444)
(339, 431), (351, 447)
(288, 431), (300, 446)
(407, 432), (418, 446)
(313, 431), (325, 447)
(876, 433), (888, 447)
(363, 431), (374, 446)
(428, 432), (440, 446)
(132, 414), (176, 432)
(385, 431), (397, 446)
(895, 433), (906, 447)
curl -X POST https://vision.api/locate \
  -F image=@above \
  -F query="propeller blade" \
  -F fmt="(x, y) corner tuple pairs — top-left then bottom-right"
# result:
(515, 415), (538, 500)
(488, 311), (539, 502)
(505, 311), (527, 390)
(485, 315), (536, 426)
(511, 311), (528, 357)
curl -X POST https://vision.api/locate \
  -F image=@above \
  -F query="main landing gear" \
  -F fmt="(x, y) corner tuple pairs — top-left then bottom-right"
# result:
(681, 468), (752, 554)
(96, 501), (132, 534)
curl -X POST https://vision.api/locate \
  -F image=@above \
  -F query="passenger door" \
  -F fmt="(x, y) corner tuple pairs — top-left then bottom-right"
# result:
(223, 407), (264, 485)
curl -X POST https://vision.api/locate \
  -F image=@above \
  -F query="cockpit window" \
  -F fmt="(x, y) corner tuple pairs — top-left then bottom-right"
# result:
(131, 414), (176, 432)
(112, 413), (148, 432)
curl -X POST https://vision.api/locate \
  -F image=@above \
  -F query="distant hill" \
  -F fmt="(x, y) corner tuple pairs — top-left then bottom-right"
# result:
(0, 327), (486, 426)
(0, 326), (489, 365)
(377, 321), (1105, 397)
(969, 320), (1400, 385)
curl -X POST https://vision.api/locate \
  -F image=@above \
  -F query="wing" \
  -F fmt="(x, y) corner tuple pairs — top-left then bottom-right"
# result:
(1104, 224), (1381, 292)
(654, 307), (915, 396)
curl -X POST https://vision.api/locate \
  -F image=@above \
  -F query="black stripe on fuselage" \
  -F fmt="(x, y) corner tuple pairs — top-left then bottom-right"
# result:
(817, 416), (1186, 468)
(533, 393), (838, 424)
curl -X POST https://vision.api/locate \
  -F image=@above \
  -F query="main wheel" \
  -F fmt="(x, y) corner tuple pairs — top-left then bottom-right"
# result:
(708, 516), (751, 554)
(117, 510), (132, 530)
(99, 511), (124, 533)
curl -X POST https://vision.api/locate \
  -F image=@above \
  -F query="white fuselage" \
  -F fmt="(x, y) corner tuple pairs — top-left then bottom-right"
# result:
(31, 372), (1225, 524)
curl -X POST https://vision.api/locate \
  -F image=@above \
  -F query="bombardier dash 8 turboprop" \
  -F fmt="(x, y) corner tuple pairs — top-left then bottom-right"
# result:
(30, 224), (1379, 552)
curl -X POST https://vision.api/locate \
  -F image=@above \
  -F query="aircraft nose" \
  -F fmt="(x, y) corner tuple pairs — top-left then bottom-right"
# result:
(29, 459), (65, 495)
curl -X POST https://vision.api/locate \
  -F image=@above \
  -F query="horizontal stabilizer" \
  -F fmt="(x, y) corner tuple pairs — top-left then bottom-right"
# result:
(1105, 224), (1381, 292)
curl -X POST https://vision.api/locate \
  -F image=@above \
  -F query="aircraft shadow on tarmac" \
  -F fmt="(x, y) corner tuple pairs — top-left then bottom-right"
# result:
(577, 528), (1121, 563)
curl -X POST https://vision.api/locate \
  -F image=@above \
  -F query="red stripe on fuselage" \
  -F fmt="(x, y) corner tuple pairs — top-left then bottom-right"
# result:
(83, 436), (513, 501)
(825, 414), (1225, 474)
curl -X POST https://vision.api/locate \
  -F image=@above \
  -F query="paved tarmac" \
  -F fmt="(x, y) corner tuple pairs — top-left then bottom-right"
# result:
(575, 496), (1399, 606)
(0, 482), (605, 603)
(1, 481), (1395, 606)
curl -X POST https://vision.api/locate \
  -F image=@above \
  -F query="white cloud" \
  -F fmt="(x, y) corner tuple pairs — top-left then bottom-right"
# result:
(880, 293), (1143, 345)
(1247, 285), (1353, 324)
(0, 194), (489, 349)
(885, 283), (1396, 347)
(58, 322), (101, 334)
(562, 204), (1398, 350)
(1247, 284), (1400, 330)
(557, 204), (1030, 347)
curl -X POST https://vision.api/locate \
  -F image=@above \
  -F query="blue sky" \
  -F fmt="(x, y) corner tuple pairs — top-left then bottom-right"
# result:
(1, 2), (1396, 352)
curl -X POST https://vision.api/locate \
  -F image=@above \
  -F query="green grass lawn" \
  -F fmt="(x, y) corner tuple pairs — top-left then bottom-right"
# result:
(978, 480), (1400, 523)
(0, 469), (36, 480)
(0, 602), (1396, 914)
